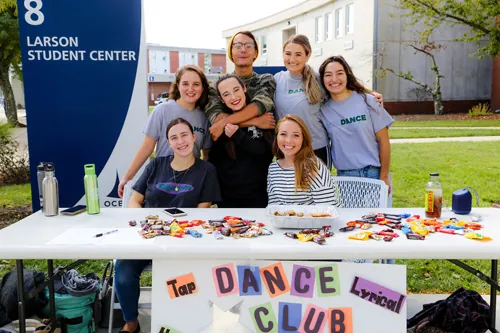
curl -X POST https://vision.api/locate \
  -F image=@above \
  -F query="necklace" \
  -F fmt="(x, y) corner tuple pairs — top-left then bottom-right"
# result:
(172, 167), (191, 192)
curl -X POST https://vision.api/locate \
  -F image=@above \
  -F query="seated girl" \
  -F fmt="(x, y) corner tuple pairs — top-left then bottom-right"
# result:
(267, 114), (340, 206)
(208, 74), (274, 208)
(116, 118), (220, 333)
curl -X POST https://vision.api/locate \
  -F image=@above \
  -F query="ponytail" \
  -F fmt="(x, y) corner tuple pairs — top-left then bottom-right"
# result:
(302, 64), (323, 105)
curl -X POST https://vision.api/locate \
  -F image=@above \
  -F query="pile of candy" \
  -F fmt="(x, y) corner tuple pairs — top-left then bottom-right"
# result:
(202, 216), (273, 239)
(133, 215), (205, 239)
(340, 213), (491, 242)
(283, 226), (334, 245)
(133, 215), (273, 240)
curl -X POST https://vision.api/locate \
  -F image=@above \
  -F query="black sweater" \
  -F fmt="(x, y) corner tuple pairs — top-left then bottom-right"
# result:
(208, 125), (274, 203)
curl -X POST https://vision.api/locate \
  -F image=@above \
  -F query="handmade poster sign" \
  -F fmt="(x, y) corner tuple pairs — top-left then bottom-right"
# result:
(151, 260), (406, 333)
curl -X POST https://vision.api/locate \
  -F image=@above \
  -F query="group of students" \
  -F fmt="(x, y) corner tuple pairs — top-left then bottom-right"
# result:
(114, 31), (394, 333)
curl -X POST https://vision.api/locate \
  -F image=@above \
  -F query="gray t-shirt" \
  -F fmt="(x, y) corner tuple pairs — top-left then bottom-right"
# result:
(143, 100), (212, 158)
(320, 91), (394, 170)
(273, 70), (329, 150)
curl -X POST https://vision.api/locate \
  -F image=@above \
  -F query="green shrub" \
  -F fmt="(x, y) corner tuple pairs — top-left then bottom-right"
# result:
(468, 103), (492, 117)
(0, 136), (30, 185)
(0, 123), (11, 141)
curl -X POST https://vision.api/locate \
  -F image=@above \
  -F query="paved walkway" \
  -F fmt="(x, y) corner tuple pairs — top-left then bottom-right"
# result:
(393, 126), (500, 130)
(391, 136), (500, 144)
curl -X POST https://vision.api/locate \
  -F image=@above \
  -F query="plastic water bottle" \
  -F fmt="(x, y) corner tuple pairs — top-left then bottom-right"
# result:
(84, 164), (100, 214)
(425, 173), (442, 219)
(37, 162), (45, 212)
(42, 162), (59, 216)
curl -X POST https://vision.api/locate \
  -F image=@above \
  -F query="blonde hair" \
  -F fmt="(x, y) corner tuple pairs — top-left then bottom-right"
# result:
(272, 114), (319, 191)
(227, 31), (259, 64)
(283, 35), (323, 105)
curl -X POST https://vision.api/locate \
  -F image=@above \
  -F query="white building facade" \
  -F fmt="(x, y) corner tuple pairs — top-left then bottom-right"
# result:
(222, 0), (492, 104)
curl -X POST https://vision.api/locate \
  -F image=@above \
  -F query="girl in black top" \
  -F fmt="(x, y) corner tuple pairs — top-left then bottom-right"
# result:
(208, 74), (274, 208)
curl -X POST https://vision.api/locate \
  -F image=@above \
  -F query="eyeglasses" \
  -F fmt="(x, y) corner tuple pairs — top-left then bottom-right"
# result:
(232, 42), (255, 50)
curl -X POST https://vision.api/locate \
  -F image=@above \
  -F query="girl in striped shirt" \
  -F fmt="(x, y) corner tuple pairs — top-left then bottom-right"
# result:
(267, 114), (340, 206)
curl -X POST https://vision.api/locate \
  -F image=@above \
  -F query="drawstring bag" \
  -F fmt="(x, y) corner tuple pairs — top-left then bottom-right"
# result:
(41, 270), (100, 333)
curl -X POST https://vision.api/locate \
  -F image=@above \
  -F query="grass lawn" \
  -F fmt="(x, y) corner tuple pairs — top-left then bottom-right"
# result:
(390, 128), (500, 139)
(1, 142), (499, 293)
(392, 119), (500, 127)
(0, 183), (32, 207)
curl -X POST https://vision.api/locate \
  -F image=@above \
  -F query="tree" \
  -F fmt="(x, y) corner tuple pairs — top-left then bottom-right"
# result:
(380, 42), (445, 115)
(0, 1), (24, 127)
(399, 0), (500, 58)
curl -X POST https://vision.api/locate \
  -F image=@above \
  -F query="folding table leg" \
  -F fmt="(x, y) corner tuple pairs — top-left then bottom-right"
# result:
(491, 260), (498, 331)
(16, 260), (26, 333)
(47, 260), (57, 333)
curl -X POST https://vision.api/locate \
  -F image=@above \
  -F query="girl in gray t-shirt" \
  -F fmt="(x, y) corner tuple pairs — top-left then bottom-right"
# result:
(118, 65), (212, 198)
(274, 35), (330, 165)
(319, 55), (394, 195)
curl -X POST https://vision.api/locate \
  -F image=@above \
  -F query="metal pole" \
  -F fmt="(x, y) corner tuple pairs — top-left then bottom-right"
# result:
(47, 260), (57, 333)
(16, 260), (26, 333)
(491, 260), (498, 330)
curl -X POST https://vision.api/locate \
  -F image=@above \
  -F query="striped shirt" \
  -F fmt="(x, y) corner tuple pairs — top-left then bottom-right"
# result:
(267, 159), (341, 206)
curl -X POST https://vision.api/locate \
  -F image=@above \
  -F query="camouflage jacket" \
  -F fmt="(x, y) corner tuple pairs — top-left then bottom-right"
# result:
(205, 72), (276, 124)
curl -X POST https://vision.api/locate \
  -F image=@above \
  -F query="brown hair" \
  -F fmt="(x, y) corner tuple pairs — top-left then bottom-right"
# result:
(169, 65), (210, 110)
(283, 35), (323, 105)
(166, 117), (194, 139)
(319, 55), (375, 111)
(273, 114), (319, 191)
(214, 73), (247, 160)
(214, 73), (245, 99)
(227, 31), (259, 64)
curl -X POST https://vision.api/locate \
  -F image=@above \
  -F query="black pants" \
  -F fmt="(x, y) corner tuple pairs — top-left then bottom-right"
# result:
(314, 147), (329, 166)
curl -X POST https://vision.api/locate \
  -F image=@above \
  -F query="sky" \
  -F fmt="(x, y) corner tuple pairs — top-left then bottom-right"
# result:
(144, 0), (305, 49)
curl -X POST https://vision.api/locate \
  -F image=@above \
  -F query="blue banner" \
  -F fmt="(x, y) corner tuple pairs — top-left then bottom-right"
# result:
(17, 0), (148, 210)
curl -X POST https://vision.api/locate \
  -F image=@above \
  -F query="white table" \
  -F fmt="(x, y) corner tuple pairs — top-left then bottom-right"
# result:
(1, 207), (499, 332)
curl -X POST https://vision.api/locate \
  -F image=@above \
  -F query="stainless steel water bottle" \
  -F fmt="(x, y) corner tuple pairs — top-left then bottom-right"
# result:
(37, 162), (45, 212)
(42, 162), (59, 216)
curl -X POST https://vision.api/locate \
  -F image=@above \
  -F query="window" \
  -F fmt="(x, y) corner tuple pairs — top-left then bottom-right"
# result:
(346, 4), (354, 34)
(260, 36), (267, 55)
(315, 16), (324, 42)
(335, 8), (342, 38)
(325, 13), (333, 40)
(204, 54), (212, 73)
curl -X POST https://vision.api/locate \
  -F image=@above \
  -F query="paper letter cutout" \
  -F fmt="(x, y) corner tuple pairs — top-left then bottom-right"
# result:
(298, 304), (327, 333)
(260, 262), (290, 298)
(315, 265), (340, 297)
(250, 302), (278, 333)
(290, 265), (315, 298)
(328, 308), (353, 333)
(212, 264), (238, 297)
(349, 276), (406, 313)
(158, 325), (182, 333)
(165, 273), (197, 299)
(279, 302), (302, 333)
(237, 265), (262, 296)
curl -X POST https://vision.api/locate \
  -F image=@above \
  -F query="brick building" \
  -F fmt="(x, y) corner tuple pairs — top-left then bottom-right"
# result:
(147, 44), (226, 106)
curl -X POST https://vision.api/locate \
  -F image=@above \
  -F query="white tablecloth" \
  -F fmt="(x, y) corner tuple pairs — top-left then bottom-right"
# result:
(0, 208), (498, 260)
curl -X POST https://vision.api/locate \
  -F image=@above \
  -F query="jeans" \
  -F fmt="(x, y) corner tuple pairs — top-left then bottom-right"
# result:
(337, 165), (393, 207)
(337, 166), (395, 265)
(114, 259), (152, 322)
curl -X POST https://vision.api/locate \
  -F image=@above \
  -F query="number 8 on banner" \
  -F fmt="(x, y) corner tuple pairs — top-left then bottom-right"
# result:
(24, 0), (44, 26)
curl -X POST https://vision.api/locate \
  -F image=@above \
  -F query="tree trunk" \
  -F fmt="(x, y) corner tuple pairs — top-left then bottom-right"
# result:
(0, 64), (23, 127)
(433, 92), (444, 115)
